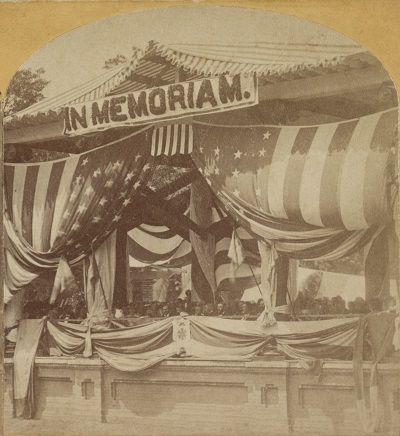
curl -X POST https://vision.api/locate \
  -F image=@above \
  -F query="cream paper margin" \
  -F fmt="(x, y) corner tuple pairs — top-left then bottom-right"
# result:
(0, 3), (399, 435)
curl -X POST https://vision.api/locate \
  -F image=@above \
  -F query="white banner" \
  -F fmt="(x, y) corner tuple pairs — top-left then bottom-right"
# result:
(63, 74), (258, 136)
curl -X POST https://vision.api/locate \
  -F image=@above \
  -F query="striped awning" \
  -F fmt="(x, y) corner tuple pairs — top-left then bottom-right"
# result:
(147, 40), (365, 78)
(4, 48), (144, 129)
(5, 40), (369, 130)
(107, 40), (370, 95)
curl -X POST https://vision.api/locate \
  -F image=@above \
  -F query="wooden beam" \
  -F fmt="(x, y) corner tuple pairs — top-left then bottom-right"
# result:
(119, 169), (201, 234)
(144, 197), (208, 239)
(149, 65), (173, 88)
(259, 65), (392, 102)
(128, 72), (170, 87)
(141, 206), (190, 241)
(298, 97), (377, 119)
(142, 169), (201, 200)
(5, 121), (64, 145)
(143, 55), (173, 67)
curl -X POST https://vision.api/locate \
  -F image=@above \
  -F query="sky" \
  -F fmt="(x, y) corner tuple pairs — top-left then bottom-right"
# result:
(19, 6), (361, 99)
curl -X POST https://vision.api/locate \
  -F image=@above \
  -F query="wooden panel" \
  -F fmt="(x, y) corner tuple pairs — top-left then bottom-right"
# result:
(110, 379), (247, 405)
(35, 376), (74, 419)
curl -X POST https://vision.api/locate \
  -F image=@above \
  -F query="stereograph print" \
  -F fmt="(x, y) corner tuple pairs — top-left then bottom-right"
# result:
(1, 4), (399, 436)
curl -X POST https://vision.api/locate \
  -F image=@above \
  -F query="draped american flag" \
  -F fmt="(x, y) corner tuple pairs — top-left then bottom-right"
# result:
(4, 128), (154, 262)
(193, 109), (397, 231)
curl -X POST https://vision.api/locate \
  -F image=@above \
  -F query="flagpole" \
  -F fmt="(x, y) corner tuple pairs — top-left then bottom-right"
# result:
(285, 283), (298, 321)
(233, 229), (264, 299)
(91, 245), (110, 311)
(247, 262), (264, 299)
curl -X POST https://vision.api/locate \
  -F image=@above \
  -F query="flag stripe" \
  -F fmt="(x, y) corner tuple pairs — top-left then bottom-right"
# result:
(138, 225), (182, 240)
(21, 165), (39, 246)
(151, 124), (193, 156)
(319, 120), (358, 228)
(176, 124), (182, 154)
(255, 128), (279, 215)
(283, 127), (318, 222)
(299, 123), (337, 227)
(268, 127), (300, 219)
(128, 237), (191, 267)
(188, 122), (194, 154)
(12, 166), (27, 236)
(4, 165), (15, 220)
(41, 161), (66, 251)
(128, 238), (184, 262)
(215, 264), (260, 289)
(180, 124), (186, 154)
(363, 110), (397, 227)
(339, 113), (381, 230)
(50, 156), (81, 246)
(171, 124), (179, 155)
(32, 163), (54, 251)
(129, 231), (184, 256)
(151, 128), (157, 155)
(214, 227), (261, 291)
(214, 249), (260, 269)
(164, 124), (172, 155)
(157, 126), (164, 155)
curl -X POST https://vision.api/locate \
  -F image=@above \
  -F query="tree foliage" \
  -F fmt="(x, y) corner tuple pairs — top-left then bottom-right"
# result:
(103, 54), (128, 70)
(5, 68), (50, 116)
(299, 251), (364, 275)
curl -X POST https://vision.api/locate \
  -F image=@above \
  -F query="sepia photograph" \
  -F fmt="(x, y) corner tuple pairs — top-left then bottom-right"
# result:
(2, 4), (399, 436)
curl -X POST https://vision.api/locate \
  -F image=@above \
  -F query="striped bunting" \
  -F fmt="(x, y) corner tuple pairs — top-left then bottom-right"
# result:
(151, 123), (193, 156)
(127, 205), (260, 296)
(193, 108), (398, 231)
(128, 223), (191, 268)
(127, 204), (225, 269)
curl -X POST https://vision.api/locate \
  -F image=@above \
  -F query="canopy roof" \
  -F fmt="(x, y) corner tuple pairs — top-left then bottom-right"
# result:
(5, 40), (371, 130)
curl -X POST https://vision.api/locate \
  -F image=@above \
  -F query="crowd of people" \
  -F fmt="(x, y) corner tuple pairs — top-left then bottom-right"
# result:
(114, 297), (266, 323)
(112, 293), (381, 325)
(18, 290), (388, 323)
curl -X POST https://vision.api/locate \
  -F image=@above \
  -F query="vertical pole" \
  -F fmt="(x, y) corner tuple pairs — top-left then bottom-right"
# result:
(364, 226), (390, 309)
(113, 227), (128, 307)
(100, 364), (106, 423)
(275, 254), (290, 320)
(285, 362), (294, 434)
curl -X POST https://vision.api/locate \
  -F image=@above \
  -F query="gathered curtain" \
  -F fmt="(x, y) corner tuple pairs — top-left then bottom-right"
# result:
(83, 230), (117, 324)
(190, 177), (217, 302)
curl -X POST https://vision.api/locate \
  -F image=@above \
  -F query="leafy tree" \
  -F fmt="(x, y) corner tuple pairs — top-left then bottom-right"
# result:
(5, 68), (50, 116)
(103, 54), (127, 70)
(299, 250), (364, 275)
